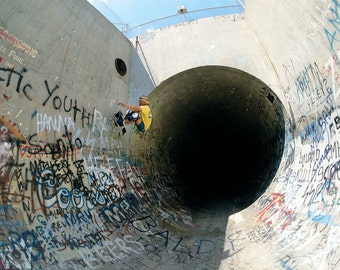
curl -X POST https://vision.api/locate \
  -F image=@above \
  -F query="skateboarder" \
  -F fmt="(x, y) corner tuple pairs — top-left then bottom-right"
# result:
(114, 96), (152, 133)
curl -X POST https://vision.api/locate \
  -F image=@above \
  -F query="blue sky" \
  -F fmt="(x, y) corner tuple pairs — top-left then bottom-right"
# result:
(87, 0), (244, 37)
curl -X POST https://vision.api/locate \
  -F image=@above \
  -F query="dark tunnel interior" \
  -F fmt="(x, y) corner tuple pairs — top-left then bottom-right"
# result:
(137, 66), (286, 211)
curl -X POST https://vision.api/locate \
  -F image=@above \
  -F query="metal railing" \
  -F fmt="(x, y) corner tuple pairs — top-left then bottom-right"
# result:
(116, 1), (245, 39)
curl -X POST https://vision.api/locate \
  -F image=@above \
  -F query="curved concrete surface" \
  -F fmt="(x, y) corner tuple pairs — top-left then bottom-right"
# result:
(134, 66), (285, 209)
(0, 0), (339, 270)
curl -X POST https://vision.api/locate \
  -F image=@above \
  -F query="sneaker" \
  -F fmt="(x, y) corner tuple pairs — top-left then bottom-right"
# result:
(114, 111), (123, 118)
(114, 111), (124, 127)
(114, 117), (124, 127)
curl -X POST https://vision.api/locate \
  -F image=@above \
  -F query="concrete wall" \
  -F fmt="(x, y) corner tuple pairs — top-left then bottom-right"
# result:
(0, 0), (339, 270)
(133, 13), (287, 105)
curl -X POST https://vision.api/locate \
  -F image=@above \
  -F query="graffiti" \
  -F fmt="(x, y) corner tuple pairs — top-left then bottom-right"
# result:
(295, 62), (332, 110)
(25, 136), (76, 161)
(308, 179), (339, 224)
(277, 254), (313, 270)
(308, 0), (331, 40)
(76, 235), (144, 269)
(247, 224), (275, 244)
(36, 113), (75, 134)
(36, 169), (85, 210)
(7, 50), (23, 65)
(0, 67), (32, 100)
(256, 193), (296, 230)
(41, 81), (93, 128)
(0, 27), (37, 58)
(0, 68), (94, 129)
(0, 228), (44, 270)
(322, 55), (340, 95)
(135, 231), (217, 264)
(324, 0), (340, 63)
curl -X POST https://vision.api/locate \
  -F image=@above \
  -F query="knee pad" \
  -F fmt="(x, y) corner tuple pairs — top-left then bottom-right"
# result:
(126, 110), (140, 121)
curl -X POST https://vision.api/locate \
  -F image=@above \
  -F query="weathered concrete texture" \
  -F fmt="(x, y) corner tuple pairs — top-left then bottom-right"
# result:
(0, 0), (339, 269)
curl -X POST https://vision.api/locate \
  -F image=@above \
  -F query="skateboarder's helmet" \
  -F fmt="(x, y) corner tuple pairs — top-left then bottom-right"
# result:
(139, 96), (150, 105)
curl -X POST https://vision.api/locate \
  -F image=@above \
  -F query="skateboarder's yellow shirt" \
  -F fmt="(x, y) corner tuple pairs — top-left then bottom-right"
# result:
(140, 105), (152, 131)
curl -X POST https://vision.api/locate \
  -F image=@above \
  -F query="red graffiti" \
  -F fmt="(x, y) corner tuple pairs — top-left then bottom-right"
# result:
(256, 193), (295, 230)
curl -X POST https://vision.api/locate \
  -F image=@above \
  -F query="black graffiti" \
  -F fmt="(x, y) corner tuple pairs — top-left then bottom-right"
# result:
(42, 80), (59, 106)
(42, 80), (92, 127)
(0, 66), (93, 127)
(26, 126), (82, 160)
(100, 194), (147, 230)
(0, 67), (32, 100)
(26, 135), (72, 160)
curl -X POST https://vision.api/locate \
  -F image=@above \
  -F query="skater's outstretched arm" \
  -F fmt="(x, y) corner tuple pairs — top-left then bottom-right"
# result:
(118, 102), (141, 111)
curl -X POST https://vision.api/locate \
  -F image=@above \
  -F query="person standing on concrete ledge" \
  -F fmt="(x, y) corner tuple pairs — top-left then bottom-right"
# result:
(114, 96), (152, 133)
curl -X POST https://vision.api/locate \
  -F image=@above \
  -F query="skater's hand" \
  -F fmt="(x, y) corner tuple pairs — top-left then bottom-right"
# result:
(118, 102), (125, 107)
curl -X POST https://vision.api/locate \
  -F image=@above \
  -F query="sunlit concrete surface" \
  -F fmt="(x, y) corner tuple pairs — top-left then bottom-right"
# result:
(0, 0), (339, 269)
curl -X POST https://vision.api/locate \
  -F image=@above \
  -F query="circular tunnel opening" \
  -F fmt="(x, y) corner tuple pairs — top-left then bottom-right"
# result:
(142, 66), (286, 211)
